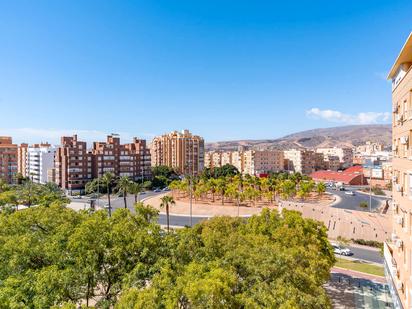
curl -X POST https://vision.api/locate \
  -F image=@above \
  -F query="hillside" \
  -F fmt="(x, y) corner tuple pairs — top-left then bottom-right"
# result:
(206, 124), (391, 151)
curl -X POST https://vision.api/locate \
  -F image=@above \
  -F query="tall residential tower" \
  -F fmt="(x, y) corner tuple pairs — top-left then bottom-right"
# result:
(386, 32), (412, 309)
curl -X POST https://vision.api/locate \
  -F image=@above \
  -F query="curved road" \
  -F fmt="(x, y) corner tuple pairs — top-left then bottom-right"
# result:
(328, 187), (390, 212)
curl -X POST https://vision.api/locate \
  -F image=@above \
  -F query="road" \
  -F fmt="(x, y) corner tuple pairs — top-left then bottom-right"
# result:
(346, 245), (383, 264)
(328, 187), (390, 212)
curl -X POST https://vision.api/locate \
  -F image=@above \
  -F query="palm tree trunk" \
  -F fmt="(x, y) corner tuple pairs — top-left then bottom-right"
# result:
(123, 192), (127, 209)
(166, 204), (170, 232)
(108, 189), (112, 217)
(134, 194), (138, 203)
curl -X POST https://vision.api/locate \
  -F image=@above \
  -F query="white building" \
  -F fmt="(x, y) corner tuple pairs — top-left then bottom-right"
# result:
(27, 145), (56, 184)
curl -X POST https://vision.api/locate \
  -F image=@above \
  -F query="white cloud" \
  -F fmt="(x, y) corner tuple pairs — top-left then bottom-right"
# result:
(0, 128), (154, 145)
(306, 108), (390, 125)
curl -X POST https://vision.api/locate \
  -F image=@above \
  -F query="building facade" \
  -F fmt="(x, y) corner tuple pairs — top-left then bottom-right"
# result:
(284, 149), (316, 175)
(204, 149), (284, 175)
(316, 147), (353, 169)
(151, 130), (204, 175)
(55, 135), (93, 194)
(92, 135), (151, 180)
(385, 32), (412, 309)
(27, 144), (56, 184)
(17, 143), (55, 183)
(0, 137), (18, 184)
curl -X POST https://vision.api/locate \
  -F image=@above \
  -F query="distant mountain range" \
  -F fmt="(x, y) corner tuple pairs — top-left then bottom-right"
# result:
(206, 124), (391, 151)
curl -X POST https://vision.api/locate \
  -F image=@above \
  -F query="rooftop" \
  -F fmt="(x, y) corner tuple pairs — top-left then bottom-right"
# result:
(388, 32), (412, 79)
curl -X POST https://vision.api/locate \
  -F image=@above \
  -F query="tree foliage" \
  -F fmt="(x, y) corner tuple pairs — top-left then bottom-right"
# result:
(0, 183), (335, 308)
(117, 209), (335, 308)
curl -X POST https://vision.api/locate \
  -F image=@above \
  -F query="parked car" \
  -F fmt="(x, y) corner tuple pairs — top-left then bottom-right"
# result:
(332, 244), (352, 256)
(162, 187), (170, 191)
(338, 187), (345, 191)
(139, 191), (146, 195)
(104, 203), (110, 209)
(153, 188), (161, 193)
(345, 191), (355, 196)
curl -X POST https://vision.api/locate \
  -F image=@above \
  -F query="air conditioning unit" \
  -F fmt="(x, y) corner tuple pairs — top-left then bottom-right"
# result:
(392, 175), (398, 182)
(395, 239), (403, 248)
(396, 114), (400, 122)
(396, 280), (404, 290)
(393, 105), (398, 113)
(396, 216), (404, 225)
(391, 233), (398, 242)
(401, 136), (409, 144)
(395, 184), (403, 192)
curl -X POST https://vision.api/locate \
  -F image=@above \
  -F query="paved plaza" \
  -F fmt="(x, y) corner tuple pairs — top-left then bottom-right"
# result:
(325, 269), (393, 308)
(145, 192), (392, 242)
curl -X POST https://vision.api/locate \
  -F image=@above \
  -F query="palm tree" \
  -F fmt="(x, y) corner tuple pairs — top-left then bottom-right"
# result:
(207, 178), (217, 202)
(215, 178), (227, 205)
(101, 172), (114, 216)
(129, 181), (143, 203)
(160, 195), (175, 232)
(116, 176), (131, 209)
(316, 182), (326, 198)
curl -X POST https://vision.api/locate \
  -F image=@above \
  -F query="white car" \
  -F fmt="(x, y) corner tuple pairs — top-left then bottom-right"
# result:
(345, 191), (355, 196)
(332, 244), (351, 256)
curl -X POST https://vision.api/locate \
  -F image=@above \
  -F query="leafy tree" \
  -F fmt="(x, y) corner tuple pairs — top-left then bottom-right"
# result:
(117, 209), (335, 308)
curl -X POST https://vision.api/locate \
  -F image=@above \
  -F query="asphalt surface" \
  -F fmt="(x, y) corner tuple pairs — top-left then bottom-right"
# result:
(328, 186), (390, 212)
(345, 245), (383, 264)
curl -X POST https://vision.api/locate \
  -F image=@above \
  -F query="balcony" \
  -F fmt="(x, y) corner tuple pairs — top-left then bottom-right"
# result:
(384, 242), (404, 309)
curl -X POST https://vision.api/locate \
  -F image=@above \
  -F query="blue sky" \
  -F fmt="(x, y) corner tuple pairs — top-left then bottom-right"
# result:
(0, 0), (410, 144)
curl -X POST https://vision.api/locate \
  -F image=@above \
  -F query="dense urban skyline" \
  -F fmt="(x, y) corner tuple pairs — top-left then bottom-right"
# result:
(1, 1), (410, 143)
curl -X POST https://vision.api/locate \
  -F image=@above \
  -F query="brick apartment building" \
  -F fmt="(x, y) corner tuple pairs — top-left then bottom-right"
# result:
(55, 135), (93, 194)
(0, 136), (18, 184)
(92, 135), (151, 180)
(55, 135), (152, 194)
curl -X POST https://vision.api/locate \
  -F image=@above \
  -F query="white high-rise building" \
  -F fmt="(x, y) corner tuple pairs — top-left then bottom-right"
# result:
(27, 145), (56, 184)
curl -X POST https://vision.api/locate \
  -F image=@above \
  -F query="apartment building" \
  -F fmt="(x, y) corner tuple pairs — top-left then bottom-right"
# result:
(151, 130), (204, 175)
(27, 144), (56, 184)
(316, 147), (353, 169)
(55, 135), (93, 194)
(356, 141), (385, 155)
(17, 142), (55, 183)
(0, 137), (18, 183)
(17, 143), (28, 176)
(284, 149), (316, 175)
(385, 32), (412, 309)
(243, 150), (284, 175)
(204, 150), (284, 175)
(92, 135), (151, 180)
